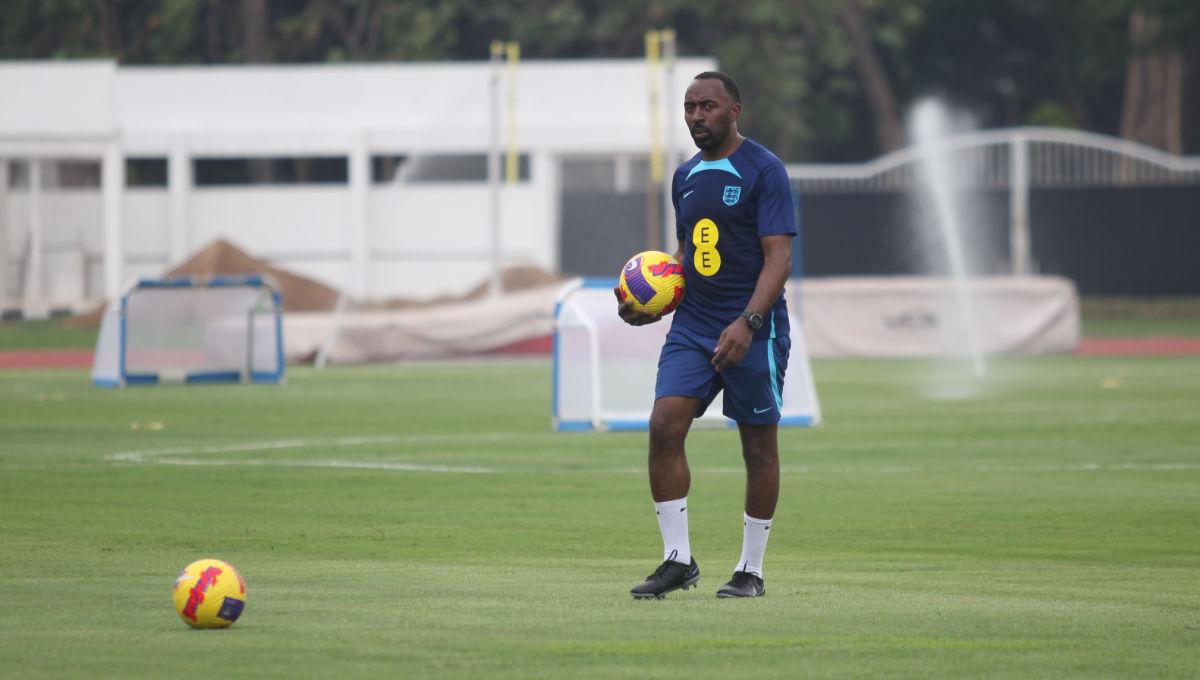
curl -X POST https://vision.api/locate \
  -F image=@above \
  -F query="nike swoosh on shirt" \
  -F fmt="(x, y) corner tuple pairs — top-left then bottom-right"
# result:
(681, 190), (694, 200)
(753, 407), (773, 414)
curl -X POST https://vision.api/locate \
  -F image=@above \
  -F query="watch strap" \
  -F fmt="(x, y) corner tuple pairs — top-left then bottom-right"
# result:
(741, 310), (763, 331)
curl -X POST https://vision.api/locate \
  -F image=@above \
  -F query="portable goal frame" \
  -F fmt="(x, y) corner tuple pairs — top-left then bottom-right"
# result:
(91, 275), (285, 387)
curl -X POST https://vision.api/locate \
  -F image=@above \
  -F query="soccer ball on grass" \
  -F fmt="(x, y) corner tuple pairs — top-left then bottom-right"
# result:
(172, 558), (246, 629)
(617, 250), (685, 317)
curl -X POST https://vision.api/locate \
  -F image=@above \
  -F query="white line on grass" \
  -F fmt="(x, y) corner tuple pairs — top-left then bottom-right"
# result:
(103, 435), (1200, 476)
(105, 434), (503, 474)
(107, 435), (404, 461)
(148, 457), (494, 473)
(105, 432), (551, 461)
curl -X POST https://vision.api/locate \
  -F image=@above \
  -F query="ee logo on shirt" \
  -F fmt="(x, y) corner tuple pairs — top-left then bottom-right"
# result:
(691, 218), (722, 276)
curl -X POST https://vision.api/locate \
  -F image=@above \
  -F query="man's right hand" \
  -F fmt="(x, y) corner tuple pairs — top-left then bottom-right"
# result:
(614, 286), (662, 327)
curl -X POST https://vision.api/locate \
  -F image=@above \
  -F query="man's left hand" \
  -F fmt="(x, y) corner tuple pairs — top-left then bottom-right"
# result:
(712, 319), (753, 371)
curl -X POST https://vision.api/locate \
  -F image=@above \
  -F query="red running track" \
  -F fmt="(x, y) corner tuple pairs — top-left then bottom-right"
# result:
(0, 349), (95, 369)
(1075, 337), (1200, 356)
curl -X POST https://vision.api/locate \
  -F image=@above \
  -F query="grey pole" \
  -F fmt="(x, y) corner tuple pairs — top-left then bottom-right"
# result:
(488, 42), (504, 296)
(1009, 132), (1031, 276)
(661, 30), (677, 253)
(0, 158), (8, 312)
(168, 142), (190, 265)
(102, 142), (124, 301)
(348, 133), (370, 300)
(24, 158), (46, 319)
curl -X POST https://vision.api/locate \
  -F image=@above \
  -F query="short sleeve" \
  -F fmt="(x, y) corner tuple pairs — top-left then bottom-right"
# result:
(755, 162), (798, 238)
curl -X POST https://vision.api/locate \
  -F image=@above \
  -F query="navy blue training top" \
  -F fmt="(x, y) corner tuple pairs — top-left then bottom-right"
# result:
(670, 138), (798, 340)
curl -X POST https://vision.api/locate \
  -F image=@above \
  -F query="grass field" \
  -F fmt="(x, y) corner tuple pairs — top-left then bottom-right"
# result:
(1079, 297), (1200, 338)
(2, 356), (1198, 678)
(0, 317), (99, 350)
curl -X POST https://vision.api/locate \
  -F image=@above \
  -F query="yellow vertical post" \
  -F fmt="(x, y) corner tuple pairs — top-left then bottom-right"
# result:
(645, 31), (664, 251)
(646, 32), (663, 185)
(504, 41), (520, 185)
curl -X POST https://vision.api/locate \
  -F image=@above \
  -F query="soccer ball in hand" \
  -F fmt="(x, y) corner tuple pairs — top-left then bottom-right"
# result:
(618, 251), (685, 316)
(172, 558), (247, 629)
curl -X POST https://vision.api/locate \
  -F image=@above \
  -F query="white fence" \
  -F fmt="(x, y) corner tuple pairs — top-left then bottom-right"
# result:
(0, 170), (556, 312)
(788, 127), (1200, 191)
(787, 127), (1200, 278)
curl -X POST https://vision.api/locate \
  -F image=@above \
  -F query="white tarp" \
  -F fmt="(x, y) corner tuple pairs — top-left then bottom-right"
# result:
(795, 276), (1079, 357)
(284, 285), (560, 364)
(284, 276), (1079, 364)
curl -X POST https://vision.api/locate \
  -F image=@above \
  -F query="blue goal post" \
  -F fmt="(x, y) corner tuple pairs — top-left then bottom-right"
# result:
(91, 275), (285, 387)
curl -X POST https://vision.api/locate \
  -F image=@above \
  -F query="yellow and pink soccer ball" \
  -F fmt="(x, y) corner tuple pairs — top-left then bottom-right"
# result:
(172, 558), (246, 629)
(618, 250), (686, 316)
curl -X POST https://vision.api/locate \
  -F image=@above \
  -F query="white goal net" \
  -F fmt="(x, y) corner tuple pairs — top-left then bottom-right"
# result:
(553, 278), (821, 431)
(92, 276), (284, 387)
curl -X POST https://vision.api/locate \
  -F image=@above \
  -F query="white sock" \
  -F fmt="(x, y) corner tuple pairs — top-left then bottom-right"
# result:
(735, 513), (772, 577)
(654, 497), (691, 564)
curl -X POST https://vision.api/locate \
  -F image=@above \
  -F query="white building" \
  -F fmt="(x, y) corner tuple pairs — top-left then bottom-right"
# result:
(0, 56), (715, 313)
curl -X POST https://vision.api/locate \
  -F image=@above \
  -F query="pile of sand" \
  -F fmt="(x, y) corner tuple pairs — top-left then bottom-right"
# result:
(165, 238), (341, 312)
(69, 239), (341, 327)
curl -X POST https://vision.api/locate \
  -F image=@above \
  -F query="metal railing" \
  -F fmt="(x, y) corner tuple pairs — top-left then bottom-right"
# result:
(787, 127), (1200, 191)
(786, 127), (1200, 275)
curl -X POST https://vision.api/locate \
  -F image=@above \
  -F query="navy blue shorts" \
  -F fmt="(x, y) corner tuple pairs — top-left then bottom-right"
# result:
(654, 324), (791, 425)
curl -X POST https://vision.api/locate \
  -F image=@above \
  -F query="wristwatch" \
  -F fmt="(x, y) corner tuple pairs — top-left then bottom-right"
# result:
(741, 311), (763, 331)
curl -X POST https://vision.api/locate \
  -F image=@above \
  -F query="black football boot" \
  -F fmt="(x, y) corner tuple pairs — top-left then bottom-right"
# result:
(715, 571), (765, 598)
(630, 556), (700, 599)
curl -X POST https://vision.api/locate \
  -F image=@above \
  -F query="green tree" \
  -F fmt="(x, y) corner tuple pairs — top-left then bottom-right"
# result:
(1, 0), (1196, 156)
(0, 0), (102, 59)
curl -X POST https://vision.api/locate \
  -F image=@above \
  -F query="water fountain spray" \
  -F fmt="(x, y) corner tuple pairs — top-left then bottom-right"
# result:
(910, 99), (987, 377)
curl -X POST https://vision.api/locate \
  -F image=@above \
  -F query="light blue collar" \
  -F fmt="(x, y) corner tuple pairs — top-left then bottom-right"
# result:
(684, 156), (742, 181)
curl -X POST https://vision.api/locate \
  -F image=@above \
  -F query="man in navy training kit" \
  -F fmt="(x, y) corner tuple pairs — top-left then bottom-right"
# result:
(616, 71), (797, 599)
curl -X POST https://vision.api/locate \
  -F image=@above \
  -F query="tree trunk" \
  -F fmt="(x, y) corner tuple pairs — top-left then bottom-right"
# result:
(1119, 9), (1184, 154)
(93, 0), (123, 59)
(241, 0), (274, 183)
(241, 0), (271, 63)
(839, 0), (903, 152)
(321, 0), (376, 60)
(203, 0), (224, 63)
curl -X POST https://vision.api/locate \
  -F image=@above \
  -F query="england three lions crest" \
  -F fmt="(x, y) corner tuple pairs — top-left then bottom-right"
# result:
(722, 185), (742, 206)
